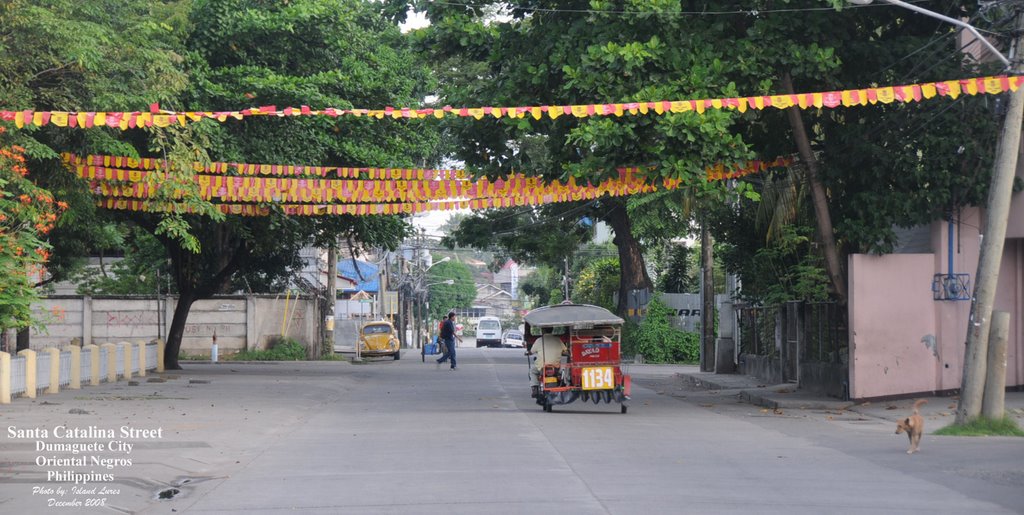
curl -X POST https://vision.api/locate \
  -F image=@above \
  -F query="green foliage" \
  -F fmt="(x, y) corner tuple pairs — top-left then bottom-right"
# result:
(419, 1), (762, 313)
(73, 227), (170, 295)
(933, 417), (1024, 437)
(656, 243), (696, 294)
(519, 265), (558, 307)
(627, 297), (699, 364)
(425, 259), (477, 320)
(718, 206), (830, 305)
(0, 0), (201, 280)
(573, 257), (619, 310)
(0, 128), (60, 330)
(230, 338), (306, 361)
(443, 202), (594, 273)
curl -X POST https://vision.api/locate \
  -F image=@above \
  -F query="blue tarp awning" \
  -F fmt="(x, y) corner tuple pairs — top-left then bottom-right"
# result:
(337, 259), (379, 293)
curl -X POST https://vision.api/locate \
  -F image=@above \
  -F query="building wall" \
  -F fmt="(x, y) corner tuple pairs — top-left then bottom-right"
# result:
(849, 254), (938, 399)
(849, 208), (1023, 400)
(996, 239), (1023, 386)
(27, 295), (318, 355)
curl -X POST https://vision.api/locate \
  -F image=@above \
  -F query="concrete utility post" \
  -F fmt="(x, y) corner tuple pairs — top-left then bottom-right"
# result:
(848, 0), (1024, 425)
(957, 9), (1024, 425)
(326, 241), (337, 358)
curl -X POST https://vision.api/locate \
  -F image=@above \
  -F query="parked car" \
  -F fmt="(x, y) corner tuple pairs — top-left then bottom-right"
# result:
(502, 329), (525, 348)
(357, 320), (401, 360)
(475, 316), (503, 348)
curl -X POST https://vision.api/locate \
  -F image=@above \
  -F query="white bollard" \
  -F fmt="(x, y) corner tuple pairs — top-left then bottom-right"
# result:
(211, 333), (218, 363)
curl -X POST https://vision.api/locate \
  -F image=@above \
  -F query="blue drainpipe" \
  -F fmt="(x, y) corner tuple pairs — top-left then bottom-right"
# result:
(948, 217), (954, 279)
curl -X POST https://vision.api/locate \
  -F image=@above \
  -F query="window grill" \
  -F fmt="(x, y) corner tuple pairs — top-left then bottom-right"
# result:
(99, 347), (108, 380)
(37, 351), (50, 391)
(11, 356), (26, 395)
(81, 347), (94, 383)
(59, 351), (72, 386)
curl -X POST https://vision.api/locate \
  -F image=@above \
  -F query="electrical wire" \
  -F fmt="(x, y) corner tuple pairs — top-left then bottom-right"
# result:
(431, 0), (949, 18)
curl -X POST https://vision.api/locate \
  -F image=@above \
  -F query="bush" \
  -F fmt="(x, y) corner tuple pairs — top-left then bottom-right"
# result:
(230, 338), (306, 361)
(628, 297), (700, 364)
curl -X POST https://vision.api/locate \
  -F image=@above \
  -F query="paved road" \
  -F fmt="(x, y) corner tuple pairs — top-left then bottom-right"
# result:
(1, 348), (1022, 514)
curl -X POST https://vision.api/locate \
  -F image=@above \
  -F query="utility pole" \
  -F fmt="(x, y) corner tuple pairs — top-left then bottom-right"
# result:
(957, 8), (1024, 424)
(325, 241), (337, 359)
(700, 222), (715, 372)
(563, 257), (570, 302)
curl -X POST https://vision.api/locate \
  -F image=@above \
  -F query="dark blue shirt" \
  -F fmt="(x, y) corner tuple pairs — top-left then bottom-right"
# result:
(440, 319), (456, 340)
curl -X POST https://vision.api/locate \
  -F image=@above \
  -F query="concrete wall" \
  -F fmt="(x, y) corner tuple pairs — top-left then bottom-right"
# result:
(27, 295), (319, 355)
(737, 354), (783, 385)
(996, 239), (1023, 387)
(849, 253), (940, 399)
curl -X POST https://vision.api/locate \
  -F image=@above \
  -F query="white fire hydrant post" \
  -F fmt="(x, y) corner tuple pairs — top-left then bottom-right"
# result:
(211, 331), (219, 363)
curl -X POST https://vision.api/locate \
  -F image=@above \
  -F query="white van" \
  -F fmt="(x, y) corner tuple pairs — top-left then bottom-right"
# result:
(475, 316), (502, 348)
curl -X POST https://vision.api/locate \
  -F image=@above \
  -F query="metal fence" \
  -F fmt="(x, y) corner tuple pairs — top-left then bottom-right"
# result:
(737, 304), (780, 358)
(37, 351), (51, 391)
(737, 302), (846, 363)
(11, 355), (26, 395)
(801, 302), (847, 363)
(2, 342), (160, 402)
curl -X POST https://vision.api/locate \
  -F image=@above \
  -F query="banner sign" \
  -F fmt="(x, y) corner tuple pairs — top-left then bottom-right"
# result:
(5, 75), (1019, 130)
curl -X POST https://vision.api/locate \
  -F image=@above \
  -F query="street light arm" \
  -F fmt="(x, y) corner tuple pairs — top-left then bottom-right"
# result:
(858, 0), (1010, 66)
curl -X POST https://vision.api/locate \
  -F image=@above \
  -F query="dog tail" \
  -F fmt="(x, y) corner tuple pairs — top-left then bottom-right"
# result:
(912, 398), (928, 414)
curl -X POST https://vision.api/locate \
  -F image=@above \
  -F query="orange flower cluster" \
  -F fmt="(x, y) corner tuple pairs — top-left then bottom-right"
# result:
(0, 125), (63, 281)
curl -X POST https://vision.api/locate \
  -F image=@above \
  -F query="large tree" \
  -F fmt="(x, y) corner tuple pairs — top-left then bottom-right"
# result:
(136, 0), (441, 368)
(412, 1), (755, 314)
(0, 0), (193, 346)
(714, 0), (1001, 305)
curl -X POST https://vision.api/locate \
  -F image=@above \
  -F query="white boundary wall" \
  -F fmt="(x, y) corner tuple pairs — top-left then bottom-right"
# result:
(24, 295), (318, 355)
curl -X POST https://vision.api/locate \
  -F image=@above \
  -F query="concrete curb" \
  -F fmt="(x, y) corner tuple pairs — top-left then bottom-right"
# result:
(676, 372), (854, 411)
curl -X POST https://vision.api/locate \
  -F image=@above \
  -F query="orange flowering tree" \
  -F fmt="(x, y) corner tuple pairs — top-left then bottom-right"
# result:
(0, 125), (63, 331)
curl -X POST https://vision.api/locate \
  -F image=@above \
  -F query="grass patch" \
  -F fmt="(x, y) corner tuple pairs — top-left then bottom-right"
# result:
(228, 338), (306, 361)
(933, 416), (1024, 437)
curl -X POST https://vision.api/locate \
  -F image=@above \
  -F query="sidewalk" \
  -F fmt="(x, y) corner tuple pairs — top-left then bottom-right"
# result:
(665, 367), (1024, 427)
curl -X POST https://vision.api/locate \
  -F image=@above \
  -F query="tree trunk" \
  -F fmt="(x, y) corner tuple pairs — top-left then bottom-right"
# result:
(781, 72), (848, 304)
(601, 200), (653, 315)
(164, 290), (197, 370)
(159, 223), (249, 370)
(16, 327), (30, 352)
(701, 223), (715, 372)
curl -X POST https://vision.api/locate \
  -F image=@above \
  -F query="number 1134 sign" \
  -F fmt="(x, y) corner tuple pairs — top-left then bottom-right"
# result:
(581, 367), (614, 390)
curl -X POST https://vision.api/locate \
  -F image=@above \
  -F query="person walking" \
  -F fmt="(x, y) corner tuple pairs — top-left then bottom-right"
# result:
(436, 311), (461, 370)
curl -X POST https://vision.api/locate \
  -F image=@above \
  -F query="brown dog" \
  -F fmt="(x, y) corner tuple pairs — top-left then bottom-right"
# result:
(895, 399), (928, 454)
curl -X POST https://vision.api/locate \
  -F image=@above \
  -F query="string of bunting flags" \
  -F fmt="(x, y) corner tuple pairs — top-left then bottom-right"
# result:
(5, 75), (1020, 130)
(64, 154), (793, 216)
(64, 153), (791, 186)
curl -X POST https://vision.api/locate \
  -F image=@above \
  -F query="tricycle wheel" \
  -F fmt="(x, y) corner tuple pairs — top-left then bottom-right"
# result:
(620, 404), (627, 414)
(543, 403), (552, 413)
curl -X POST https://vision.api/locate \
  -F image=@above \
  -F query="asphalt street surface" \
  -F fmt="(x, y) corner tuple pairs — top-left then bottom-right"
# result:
(1, 347), (1022, 514)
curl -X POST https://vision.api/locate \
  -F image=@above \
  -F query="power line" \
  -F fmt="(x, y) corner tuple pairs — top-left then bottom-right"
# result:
(431, 0), (950, 19)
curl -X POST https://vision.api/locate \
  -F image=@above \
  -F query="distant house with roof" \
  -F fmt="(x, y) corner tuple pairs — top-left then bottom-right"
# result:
(337, 259), (379, 296)
(493, 260), (519, 300)
(336, 258), (380, 318)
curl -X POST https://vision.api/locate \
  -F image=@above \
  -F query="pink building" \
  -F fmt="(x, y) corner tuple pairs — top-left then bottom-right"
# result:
(848, 184), (1023, 399)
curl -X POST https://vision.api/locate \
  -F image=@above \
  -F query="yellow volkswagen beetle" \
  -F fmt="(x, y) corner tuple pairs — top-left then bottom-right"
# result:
(358, 320), (401, 360)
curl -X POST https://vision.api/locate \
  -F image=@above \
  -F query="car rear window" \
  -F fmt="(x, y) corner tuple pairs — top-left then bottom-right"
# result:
(479, 320), (500, 330)
(507, 331), (522, 339)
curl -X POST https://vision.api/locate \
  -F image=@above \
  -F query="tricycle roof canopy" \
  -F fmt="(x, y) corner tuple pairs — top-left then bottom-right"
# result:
(524, 303), (624, 328)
